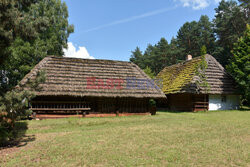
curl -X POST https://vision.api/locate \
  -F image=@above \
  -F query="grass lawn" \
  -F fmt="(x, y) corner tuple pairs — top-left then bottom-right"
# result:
(0, 111), (250, 167)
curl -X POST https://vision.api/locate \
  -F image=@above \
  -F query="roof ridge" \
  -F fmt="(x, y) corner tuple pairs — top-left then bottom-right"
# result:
(49, 55), (131, 64)
(162, 56), (202, 69)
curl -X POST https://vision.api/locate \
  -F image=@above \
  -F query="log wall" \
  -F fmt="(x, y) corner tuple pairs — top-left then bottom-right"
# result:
(166, 93), (208, 112)
(31, 96), (150, 116)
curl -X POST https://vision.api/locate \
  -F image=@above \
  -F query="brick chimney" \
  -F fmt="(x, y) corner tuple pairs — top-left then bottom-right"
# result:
(186, 54), (192, 61)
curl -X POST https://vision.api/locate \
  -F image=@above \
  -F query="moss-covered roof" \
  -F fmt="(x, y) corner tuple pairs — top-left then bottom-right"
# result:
(157, 56), (202, 94)
(157, 54), (239, 95)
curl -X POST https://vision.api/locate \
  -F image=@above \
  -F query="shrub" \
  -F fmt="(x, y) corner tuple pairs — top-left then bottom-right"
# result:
(149, 99), (157, 115)
(0, 70), (45, 146)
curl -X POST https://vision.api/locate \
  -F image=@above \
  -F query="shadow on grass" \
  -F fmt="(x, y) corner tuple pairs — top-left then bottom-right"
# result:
(0, 121), (35, 149)
(239, 106), (250, 111)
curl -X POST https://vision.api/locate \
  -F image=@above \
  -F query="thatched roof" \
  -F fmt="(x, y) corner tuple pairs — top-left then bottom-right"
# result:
(157, 54), (239, 95)
(19, 56), (166, 98)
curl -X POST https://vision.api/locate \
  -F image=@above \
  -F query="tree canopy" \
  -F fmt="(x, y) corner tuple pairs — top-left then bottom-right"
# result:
(213, 0), (249, 66)
(0, 0), (74, 94)
(227, 25), (250, 104)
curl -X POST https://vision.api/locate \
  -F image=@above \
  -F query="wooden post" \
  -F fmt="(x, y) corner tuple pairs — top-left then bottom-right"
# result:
(82, 111), (86, 117)
(115, 98), (119, 116)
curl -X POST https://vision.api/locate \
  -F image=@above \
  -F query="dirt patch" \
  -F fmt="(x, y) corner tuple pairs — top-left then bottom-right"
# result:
(0, 146), (20, 156)
(0, 134), (35, 156)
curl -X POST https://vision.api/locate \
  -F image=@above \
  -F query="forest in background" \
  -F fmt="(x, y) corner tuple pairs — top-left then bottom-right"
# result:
(130, 0), (249, 74)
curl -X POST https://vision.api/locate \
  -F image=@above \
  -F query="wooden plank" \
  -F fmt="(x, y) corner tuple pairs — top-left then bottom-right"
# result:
(35, 114), (83, 119)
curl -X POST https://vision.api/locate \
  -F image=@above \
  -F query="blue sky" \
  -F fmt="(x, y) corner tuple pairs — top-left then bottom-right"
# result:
(63, 0), (220, 61)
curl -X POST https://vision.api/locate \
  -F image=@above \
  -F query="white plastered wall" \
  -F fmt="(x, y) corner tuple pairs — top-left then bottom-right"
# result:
(209, 95), (240, 110)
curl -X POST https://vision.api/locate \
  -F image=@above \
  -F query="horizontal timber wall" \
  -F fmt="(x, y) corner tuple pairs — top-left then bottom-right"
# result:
(31, 96), (151, 117)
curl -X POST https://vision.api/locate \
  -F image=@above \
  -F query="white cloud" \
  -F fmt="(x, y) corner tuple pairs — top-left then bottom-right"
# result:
(176, 0), (221, 10)
(178, 0), (209, 9)
(63, 42), (94, 59)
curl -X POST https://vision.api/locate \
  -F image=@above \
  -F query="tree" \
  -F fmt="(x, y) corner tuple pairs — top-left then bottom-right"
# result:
(169, 37), (184, 64)
(0, 0), (40, 66)
(143, 44), (167, 74)
(0, 0), (74, 94)
(155, 38), (171, 68)
(213, 0), (249, 66)
(176, 15), (215, 59)
(198, 15), (216, 55)
(130, 47), (144, 68)
(177, 21), (200, 58)
(130, 38), (185, 75)
(227, 25), (250, 104)
(143, 66), (155, 79)
(0, 0), (73, 144)
(130, 38), (181, 75)
(0, 70), (46, 146)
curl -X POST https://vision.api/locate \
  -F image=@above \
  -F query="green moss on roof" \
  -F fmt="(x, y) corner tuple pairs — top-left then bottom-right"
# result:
(157, 57), (202, 94)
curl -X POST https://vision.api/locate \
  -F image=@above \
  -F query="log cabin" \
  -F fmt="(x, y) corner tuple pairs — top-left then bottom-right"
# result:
(19, 56), (166, 118)
(157, 54), (240, 111)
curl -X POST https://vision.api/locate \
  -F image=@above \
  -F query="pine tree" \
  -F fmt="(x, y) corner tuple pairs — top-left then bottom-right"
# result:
(198, 15), (216, 55)
(130, 47), (144, 69)
(213, 0), (248, 66)
(0, 70), (46, 145)
(155, 38), (170, 68)
(176, 15), (215, 59)
(177, 21), (200, 58)
(169, 37), (184, 64)
(143, 66), (155, 79)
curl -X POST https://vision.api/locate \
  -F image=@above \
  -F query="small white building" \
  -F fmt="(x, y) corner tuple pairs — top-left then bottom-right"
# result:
(157, 54), (240, 111)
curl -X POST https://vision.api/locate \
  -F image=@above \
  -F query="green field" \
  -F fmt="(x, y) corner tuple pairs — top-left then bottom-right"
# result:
(1, 111), (250, 167)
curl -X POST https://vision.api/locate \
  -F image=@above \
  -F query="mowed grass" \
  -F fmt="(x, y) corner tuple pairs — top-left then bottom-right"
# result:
(1, 111), (250, 167)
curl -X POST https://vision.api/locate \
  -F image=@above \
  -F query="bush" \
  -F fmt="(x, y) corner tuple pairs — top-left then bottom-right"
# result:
(149, 99), (157, 115)
(149, 99), (156, 107)
(0, 70), (45, 146)
(0, 90), (34, 146)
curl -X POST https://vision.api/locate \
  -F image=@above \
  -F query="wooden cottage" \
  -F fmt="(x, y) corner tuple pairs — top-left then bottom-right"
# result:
(20, 56), (166, 118)
(157, 54), (240, 111)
